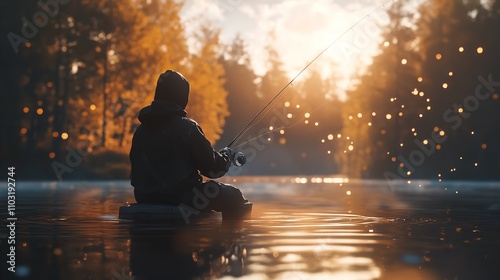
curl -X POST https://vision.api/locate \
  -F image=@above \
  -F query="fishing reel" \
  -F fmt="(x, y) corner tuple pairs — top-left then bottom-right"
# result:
(220, 147), (246, 167)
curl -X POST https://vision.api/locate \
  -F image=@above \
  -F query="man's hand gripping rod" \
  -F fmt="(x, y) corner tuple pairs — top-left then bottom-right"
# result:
(220, 147), (246, 167)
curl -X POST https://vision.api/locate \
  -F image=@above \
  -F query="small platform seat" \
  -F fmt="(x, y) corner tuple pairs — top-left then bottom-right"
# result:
(119, 202), (252, 222)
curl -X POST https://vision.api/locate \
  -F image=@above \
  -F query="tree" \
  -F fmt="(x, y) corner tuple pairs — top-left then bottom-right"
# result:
(185, 24), (229, 144)
(0, 0), (230, 179)
(339, 0), (419, 178)
(217, 35), (259, 150)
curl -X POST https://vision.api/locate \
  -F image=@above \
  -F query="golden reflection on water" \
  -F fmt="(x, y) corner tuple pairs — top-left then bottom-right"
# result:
(245, 203), (386, 280)
(2, 179), (500, 279)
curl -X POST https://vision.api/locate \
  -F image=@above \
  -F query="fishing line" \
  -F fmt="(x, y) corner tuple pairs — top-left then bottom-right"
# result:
(227, 0), (394, 149)
(232, 91), (339, 150)
(232, 117), (304, 150)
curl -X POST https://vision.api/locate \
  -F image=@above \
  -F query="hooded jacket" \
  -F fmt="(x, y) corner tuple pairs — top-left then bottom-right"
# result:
(130, 71), (230, 197)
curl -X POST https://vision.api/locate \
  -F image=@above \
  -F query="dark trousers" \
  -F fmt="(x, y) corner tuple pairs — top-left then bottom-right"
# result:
(134, 181), (247, 213)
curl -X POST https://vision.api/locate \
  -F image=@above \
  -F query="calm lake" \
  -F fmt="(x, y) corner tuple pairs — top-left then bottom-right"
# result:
(1, 177), (500, 280)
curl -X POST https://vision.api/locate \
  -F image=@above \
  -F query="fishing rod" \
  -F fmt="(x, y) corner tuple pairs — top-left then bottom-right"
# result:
(226, 0), (394, 151)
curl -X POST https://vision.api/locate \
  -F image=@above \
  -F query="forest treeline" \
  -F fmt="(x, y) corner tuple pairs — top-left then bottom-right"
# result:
(1, 0), (499, 180)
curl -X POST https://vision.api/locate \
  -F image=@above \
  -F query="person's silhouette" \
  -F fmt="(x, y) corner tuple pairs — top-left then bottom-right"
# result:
(129, 70), (248, 219)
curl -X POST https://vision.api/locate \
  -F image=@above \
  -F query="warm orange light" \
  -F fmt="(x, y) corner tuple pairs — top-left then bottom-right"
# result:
(52, 131), (59, 138)
(435, 53), (442, 60)
(36, 108), (44, 115)
(20, 127), (27, 135)
(436, 144), (442, 150)
(380, 129), (386, 135)
(61, 132), (69, 140)
(279, 138), (286, 145)
(26, 42), (31, 48)
(391, 157), (397, 162)
(22, 107), (30, 113)
(47, 82), (53, 88)
(90, 104), (97, 111)
(481, 143), (487, 149)
(49, 152), (56, 159)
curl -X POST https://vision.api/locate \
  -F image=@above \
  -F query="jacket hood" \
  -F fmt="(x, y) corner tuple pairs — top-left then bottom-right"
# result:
(153, 70), (190, 109)
(138, 100), (187, 125)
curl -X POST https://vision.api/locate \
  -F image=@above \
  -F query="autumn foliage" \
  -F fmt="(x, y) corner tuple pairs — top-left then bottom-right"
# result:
(1, 0), (500, 180)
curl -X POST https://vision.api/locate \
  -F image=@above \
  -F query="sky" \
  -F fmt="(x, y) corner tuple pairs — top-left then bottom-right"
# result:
(181, 0), (395, 95)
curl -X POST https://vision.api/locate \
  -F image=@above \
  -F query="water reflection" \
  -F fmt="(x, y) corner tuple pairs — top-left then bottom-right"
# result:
(246, 207), (385, 280)
(0, 180), (499, 279)
(127, 220), (249, 280)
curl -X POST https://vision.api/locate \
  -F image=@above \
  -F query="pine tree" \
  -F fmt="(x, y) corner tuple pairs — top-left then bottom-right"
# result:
(217, 35), (259, 150)
(339, 0), (419, 178)
(185, 24), (229, 144)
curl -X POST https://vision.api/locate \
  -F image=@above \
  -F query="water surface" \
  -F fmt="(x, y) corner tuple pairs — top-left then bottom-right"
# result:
(1, 178), (500, 280)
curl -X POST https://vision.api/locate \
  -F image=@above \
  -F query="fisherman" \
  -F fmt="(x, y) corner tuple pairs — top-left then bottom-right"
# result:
(129, 70), (248, 218)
